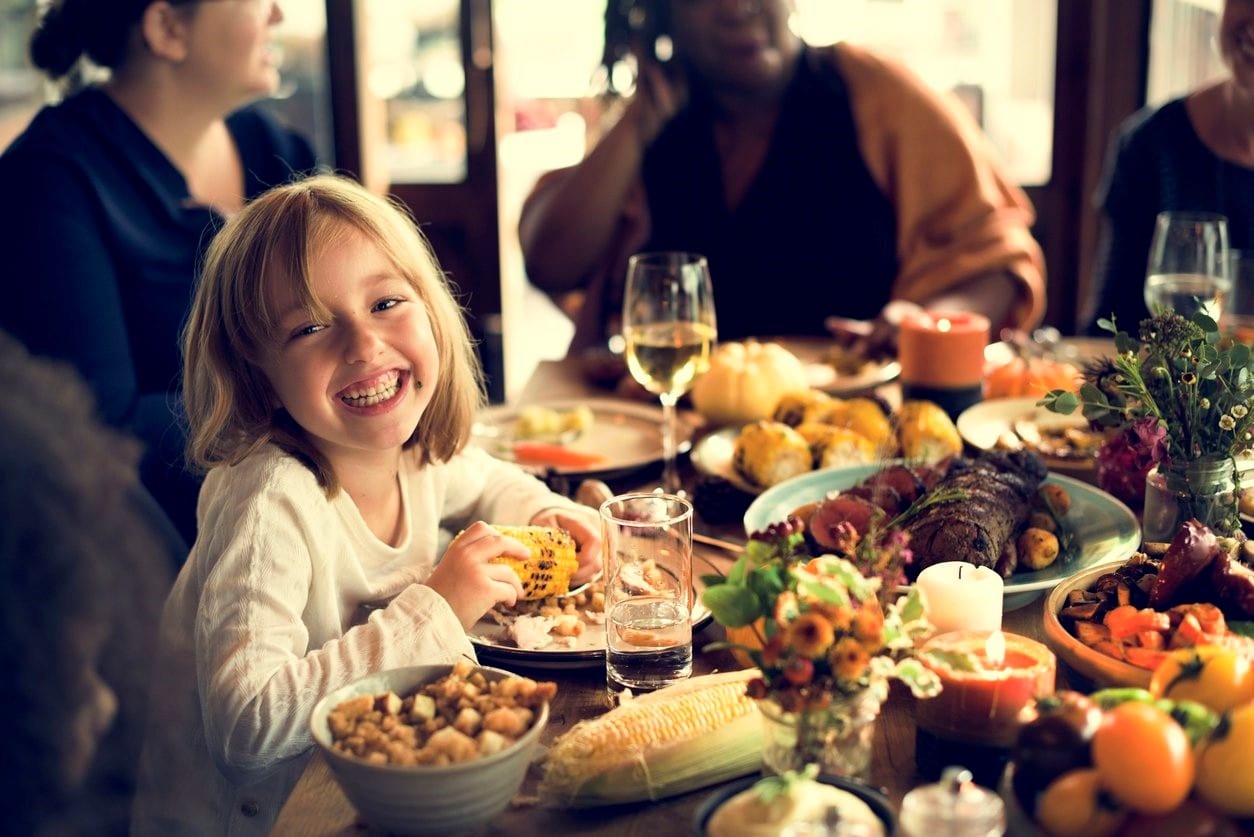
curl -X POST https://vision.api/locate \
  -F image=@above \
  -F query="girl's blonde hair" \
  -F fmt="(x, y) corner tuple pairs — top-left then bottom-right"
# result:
(183, 174), (485, 494)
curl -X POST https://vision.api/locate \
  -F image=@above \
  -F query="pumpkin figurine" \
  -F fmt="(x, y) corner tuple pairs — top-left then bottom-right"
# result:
(691, 340), (810, 427)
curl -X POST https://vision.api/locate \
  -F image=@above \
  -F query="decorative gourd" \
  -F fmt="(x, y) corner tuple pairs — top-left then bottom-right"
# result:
(691, 340), (810, 427)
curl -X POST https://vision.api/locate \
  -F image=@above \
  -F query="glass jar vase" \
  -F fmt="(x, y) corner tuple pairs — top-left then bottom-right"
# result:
(1142, 457), (1240, 541)
(758, 686), (884, 782)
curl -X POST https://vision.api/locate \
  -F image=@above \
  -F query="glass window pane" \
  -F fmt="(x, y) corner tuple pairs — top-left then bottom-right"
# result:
(794, 0), (1057, 186)
(1146, 0), (1224, 107)
(0, 0), (45, 151)
(362, 0), (466, 183)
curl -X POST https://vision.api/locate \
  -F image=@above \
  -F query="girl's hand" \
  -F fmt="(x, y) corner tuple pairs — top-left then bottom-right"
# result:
(530, 505), (603, 585)
(425, 521), (526, 630)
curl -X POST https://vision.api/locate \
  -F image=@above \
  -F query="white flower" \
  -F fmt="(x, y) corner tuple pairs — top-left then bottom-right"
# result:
(1219, 415), (1236, 431)
(1233, 404), (1249, 419)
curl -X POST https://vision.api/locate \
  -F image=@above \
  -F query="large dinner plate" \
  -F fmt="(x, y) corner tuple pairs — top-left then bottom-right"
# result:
(743, 463), (1140, 610)
(957, 397), (1101, 482)
(471, 398), (693, 481)
(468, 552), (718, 670)
(770, 336), (901, 396)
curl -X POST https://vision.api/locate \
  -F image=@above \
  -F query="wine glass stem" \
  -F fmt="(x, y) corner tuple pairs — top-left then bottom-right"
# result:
(660, 393), (681, 495)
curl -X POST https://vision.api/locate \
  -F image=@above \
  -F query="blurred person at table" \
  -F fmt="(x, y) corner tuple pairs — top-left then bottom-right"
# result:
(519, 0), (1045, 357)
(0, 0), (318, 547)
(0, 330), (176, 836)
(131, 175), (601, 836)
(1085, 0), (1254, 333)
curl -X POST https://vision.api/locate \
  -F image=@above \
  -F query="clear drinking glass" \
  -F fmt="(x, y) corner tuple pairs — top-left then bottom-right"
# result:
(621, 252), (717, 495)
(1225, 249), (1254, 343)
(1143, 211), (1231, 321)
(600, 492), (694, 699)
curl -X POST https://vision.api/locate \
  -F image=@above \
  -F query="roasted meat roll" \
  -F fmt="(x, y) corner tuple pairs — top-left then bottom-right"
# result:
(903, 450), (1048, 577)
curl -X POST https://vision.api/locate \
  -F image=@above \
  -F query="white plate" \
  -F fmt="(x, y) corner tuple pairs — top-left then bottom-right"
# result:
(689, 427), (759, 494)
(742, 462), (1140, 610)
(956, 397), (1101, 480)
(468, 554), (718, 670)
(770, 336), (901, 396)
(471, 398), (693, 481)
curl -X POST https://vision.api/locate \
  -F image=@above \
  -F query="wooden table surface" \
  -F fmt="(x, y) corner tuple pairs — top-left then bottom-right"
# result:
(271, 358), (1084, 836)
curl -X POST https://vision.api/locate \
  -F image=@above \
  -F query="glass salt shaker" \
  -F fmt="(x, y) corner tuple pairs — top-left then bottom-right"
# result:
(899, 766), (1005, 837)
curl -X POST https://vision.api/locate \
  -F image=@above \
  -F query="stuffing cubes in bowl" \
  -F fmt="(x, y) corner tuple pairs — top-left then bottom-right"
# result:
(310, 660), (555, 835)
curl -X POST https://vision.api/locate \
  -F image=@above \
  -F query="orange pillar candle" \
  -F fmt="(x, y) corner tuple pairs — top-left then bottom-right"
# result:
(898, 310), (991, 419)
(916, 630), (1056, 748)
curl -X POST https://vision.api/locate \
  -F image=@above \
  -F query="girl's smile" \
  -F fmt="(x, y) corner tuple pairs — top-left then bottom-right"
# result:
(336, 369), (409, 411)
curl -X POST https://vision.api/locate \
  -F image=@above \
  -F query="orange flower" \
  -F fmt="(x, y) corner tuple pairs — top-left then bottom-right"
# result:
(810, 601), (855, 633)
(760, 633), (786, 667)
(786, 612), (836, 658)
(851, 602), (885, 650)
(829, 636), (870, 682)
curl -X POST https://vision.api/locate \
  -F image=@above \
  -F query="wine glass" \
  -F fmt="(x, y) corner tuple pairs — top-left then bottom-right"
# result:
(622, 252), (717, 495)
(1144, 211), (1231, 321)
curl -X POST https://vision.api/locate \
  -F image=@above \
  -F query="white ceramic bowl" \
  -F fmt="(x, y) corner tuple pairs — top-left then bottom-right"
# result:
(309, 664), (549, 835)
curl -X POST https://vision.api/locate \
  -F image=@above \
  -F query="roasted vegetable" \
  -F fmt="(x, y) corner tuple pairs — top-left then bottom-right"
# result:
(732, 420), (811, 489)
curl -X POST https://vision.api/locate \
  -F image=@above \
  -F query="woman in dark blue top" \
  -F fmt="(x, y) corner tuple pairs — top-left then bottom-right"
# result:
(1086, 0), (1254, 333)
(0, 0), (317, 543)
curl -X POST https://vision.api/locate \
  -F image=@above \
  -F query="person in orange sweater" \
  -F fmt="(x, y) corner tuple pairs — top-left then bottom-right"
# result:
(519, 0), (1045, 356)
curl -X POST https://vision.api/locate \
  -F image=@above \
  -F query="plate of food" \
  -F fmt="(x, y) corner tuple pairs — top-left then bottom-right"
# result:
(1043, 527), (1254, 687)
(694, 771), (895, 836)
(471, 398), (693, 481)
(957, 397), (1107, 481)
(771, 336), (901, 396)
(742, 457), (1140, 610)
(468, 556), (717, 669)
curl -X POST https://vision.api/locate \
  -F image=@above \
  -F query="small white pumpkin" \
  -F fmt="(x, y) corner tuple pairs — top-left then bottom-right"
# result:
(691, 340), (810, 426)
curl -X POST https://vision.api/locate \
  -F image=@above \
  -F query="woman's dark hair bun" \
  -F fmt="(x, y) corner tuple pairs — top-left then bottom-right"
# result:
(29, 0), (144, 80)
(29, 3), (83, 78)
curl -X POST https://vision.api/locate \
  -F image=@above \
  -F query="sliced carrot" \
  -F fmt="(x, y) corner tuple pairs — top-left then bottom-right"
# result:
(1171, 613), (1207, 647)
(1134, 630), (1165, 650)
(1124, 645), (1168, 671)
(511, 442), (607, 470)
(1103, 604), (1170, 641)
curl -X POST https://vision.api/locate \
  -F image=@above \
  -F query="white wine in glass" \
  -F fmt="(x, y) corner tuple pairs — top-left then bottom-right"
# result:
(622, 252), (717, 494)
(1144, 211), (1231, 322)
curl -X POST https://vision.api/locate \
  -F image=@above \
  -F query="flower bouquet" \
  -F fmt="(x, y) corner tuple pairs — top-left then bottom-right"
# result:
(700, 517), (940, 778)
(1040, 311), (1252, 535)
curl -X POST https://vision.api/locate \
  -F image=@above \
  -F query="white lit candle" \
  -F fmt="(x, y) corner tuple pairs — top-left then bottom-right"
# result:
(915, 561), (1004, 634)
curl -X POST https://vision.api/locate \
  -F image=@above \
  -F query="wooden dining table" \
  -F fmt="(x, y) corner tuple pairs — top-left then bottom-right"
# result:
(271, 357), (1086, 836)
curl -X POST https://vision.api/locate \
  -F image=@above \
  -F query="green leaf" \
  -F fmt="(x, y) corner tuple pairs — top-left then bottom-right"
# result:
(918, 648), (980, 673)
(895, 586), (926, 624)
(892, 658), (943, 698)
(1192, 311), (1219, 332)
(1097, 316), (1117, 334)
(747, 565), (786, 602)
(725, 554), (751, 585)
(701, 585), (762, 628)
(795, 576), (848, 607)
(699, 573), (727, 589)
(1230, 343), (1251, 368)
(1042, 390), (1079, 414)
(1230, 621), (1254, 639)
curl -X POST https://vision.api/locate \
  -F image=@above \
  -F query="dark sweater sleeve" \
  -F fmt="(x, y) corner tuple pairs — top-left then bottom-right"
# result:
(0, 153), (140, 425)
(1086, 115), (1162, 335)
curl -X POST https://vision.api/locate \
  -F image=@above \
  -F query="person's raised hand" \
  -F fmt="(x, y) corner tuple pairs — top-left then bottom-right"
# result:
(626, 60), (686, 148)
(425, 521), (526, 630)
(530, 505), (603, 585)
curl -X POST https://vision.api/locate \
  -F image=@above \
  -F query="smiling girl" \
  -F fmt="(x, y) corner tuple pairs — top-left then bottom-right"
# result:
(131, 175), (601, 835)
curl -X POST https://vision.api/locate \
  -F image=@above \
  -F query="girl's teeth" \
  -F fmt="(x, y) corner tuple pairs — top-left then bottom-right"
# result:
(342, 376), (401, 406)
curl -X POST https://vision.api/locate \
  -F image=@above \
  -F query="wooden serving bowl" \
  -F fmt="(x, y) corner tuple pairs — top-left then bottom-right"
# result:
(1042, 563), (1151, 689)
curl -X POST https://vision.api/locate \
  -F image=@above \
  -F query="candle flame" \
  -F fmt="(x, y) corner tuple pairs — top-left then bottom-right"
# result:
(936, 318), (952, 333)
(985, 631), (1006, 667)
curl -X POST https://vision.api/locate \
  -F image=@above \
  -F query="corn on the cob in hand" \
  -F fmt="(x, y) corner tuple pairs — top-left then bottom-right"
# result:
(537, 669), (762, 807)
(488, 525), (578, 600)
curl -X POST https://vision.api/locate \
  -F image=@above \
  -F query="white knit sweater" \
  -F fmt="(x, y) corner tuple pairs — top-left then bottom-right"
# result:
(131, 443), (574, 835)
